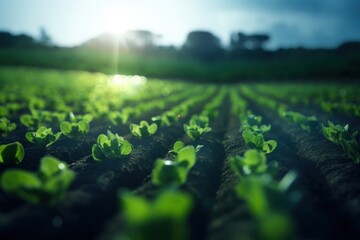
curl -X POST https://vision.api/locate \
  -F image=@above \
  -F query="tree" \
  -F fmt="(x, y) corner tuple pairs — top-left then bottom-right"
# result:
(38, 27), (52, 47)
(230, 32), (270, 50)
(123, 30), (159, 50)
(182, 31), (223, 61)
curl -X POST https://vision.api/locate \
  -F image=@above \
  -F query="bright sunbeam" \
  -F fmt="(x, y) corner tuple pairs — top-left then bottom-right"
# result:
(104, 7), (138, 36)
(110, 74), (147, 88)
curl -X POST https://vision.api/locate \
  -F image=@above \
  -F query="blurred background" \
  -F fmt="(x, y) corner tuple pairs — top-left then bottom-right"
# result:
(0, 0), (360, 82)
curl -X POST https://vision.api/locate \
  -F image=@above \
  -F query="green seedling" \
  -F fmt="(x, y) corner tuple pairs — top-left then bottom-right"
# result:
(108, 111), (129, 125)
(245, 114), (263, 126)
(322, 121), (360, 163)
(152, 111), (177, 127)
(120, 190), (193, 240)
(0, 117), (17, 136)
(230, 149), (268, 176)
(68, 112), (93, 123)
(280, 111), (318, 132)
(92, 130), (132, 161)
(242, 129), (277, 154)
(60, 120), (90, 138)
(235, 173), (297, 240)
(0, 142), (25, 165)
(130, 120), (158, 138)
(1, 156), (75, 206)
(183, 115), (212, 140)
(169, 141), (185, 155)
(152, 145), (196, 186)
(60, 112), (92, 138)
(20, 113), (40, 129)
(25, 126), (62, 149)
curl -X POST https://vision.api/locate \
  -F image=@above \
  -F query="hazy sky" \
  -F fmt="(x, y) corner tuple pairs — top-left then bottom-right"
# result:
(1, 0), (359, 48)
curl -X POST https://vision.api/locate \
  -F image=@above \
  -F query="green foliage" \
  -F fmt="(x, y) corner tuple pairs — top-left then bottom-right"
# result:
(120, 190), (193, 240)
(92, 130), (132, 161)
(0, 117), (17, 136)
(152, 145), (196, 186)
(20, 110), (67, 129)
(322, 121), (360, 163)
(60, 121), (90, 138)
(68, 112), (93, 123)
(280, 110), (318, 132)
(169, 140), (185, 155)
(60, 113), (91, 138)
(130, 120), (158, 138)
(0, 142), (25, 165)
(20, 113), (40, 129)
(152, 111), (177, 127)
(229, 149), (268, 176)
(235, 173), (297, 240)
(25, 126), (62, 149)
(0, 156), (75, 206)
(183, 115), (212, 140)
(108, 111), (129, 125)
(242, 128), (277, 154)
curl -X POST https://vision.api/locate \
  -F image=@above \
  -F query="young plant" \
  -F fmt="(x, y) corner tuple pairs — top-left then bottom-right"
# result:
(229, 149), (267, 176)
(1, 156), (75, 206)
(120, 190), (193, 240)
(25, 126), (62, 149)
(60, 112), (91, 138)
(0, 142), (25, 165)
(130, 120), (158, 138)
(92, 131), (132, 161)
(168, 141), (185, 155)
(280, 111), (318, 132)
(322, 121), (360, 163)
(0, 117), (17, 137)
(152, 111), (177, 127)
(20, 113), (40, 129)
(235, 173), (297, 240)
(242, 128), (277, 154)
(60, 120), (90, 138)
(108, 111), (129, 125)
(183, 115), (212, 140)
(152, 145), (196, 186)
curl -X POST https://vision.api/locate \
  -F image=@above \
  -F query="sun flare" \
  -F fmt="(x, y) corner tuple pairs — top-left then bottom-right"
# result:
(104, 7), (138, 36)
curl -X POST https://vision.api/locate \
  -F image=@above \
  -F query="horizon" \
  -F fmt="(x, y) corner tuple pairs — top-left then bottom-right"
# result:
(1, 0), (360, 49)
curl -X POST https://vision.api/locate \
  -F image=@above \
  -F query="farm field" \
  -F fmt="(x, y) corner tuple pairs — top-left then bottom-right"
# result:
(0, 66), (359, 240)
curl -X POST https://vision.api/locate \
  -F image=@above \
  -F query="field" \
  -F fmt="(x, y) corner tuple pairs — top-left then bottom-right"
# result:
(0, 66), (359, 240)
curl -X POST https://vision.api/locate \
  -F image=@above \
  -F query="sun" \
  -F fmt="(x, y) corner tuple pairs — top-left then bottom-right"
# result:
(104, 7), (138, 36)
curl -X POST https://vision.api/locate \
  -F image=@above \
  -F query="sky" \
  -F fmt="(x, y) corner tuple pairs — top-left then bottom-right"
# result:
(1, 0), (360, 49)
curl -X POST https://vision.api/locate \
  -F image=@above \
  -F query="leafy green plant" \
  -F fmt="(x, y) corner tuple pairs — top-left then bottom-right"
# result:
(235, 173), (297, 240)
(245, 114), (263, 126)
(25, 126), (62, 149)
(60, 120), (90, 138)
(130, 120), (158, 138)
(280, 111), (318, 132)
(92, 131), (132, 161)
(230, 149), (268, 176)
(60, 112), (91, 138)
(183, 115), (212, 140)
(169, 141), (185, 155)
(120, 190), (193, 240)
(0, 142), (25, 165)
(0, 117), (17, 136)
(152, 111), (177, 127)
(20, 113), (40, 129)
(108, 111), (129, 125)
(1, 156), (75, 206)
(152, 145), (196, 186)
(242, 128), (277, 154)
(322, 121), (360, 163)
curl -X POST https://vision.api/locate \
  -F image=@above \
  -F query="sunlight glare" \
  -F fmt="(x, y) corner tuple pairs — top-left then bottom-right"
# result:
(104, 7), (138, 36)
